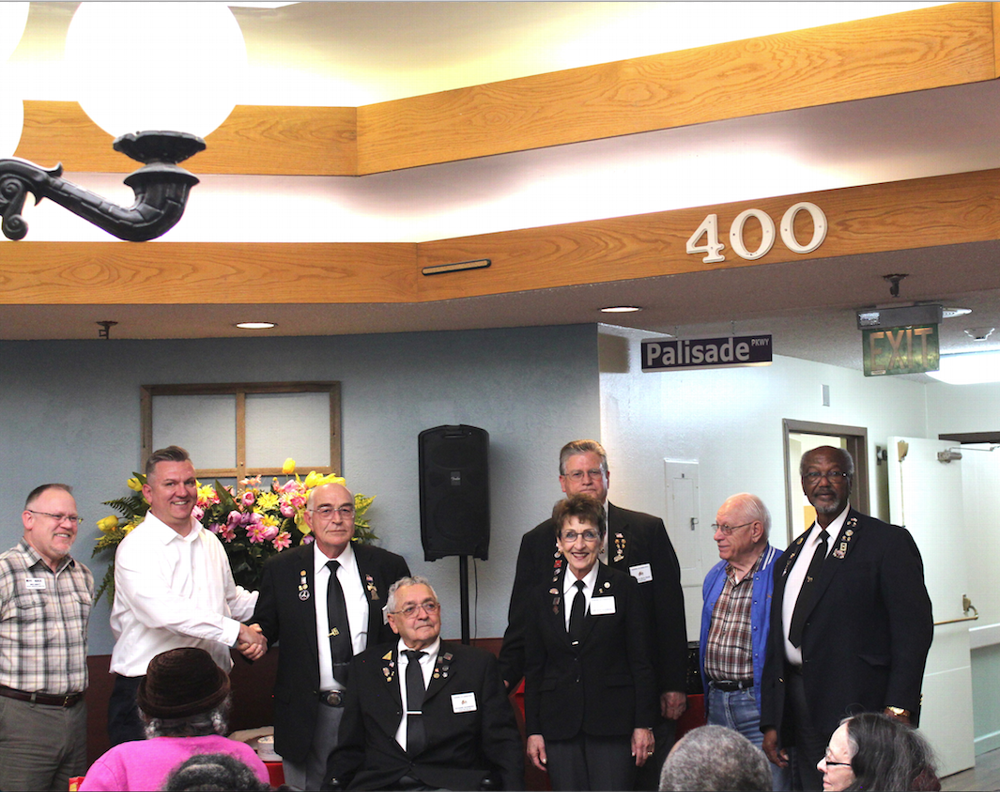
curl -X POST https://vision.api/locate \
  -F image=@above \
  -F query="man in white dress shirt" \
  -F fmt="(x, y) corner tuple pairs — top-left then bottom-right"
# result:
(107, 445), (264, 746)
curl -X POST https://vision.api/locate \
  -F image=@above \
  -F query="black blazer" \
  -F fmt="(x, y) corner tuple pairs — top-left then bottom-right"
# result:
(523, 563), (657, 740)
(326, 640), (525, 791)
(760, 508), (934, 743)
(252, 542), (410, 764)
(500, 502), (687, 695)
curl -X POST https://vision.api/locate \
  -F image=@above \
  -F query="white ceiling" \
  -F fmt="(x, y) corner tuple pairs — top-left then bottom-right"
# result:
(3, 1), (999, 382)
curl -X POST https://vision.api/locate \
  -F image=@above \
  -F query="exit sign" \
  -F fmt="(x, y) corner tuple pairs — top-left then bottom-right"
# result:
(862, 325), (940, 376)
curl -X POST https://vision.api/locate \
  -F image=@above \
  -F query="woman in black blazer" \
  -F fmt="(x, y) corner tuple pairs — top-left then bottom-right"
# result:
(524, 495), (657, 791)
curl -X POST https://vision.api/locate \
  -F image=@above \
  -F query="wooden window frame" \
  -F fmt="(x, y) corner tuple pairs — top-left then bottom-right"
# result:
(140, 381), (342, 480)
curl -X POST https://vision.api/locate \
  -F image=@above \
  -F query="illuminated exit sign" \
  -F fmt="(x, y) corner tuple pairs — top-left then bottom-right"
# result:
(862, 325), (939, 376)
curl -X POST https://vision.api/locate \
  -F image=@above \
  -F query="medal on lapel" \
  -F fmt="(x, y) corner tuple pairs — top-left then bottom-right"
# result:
(382, 650), (395, 683)
(435, 651), (454, 680)
(613, 533), (625, 563)
(365, 574), (379, 601)
(298, 569), (310, 601)
(832, 519), (857, 559)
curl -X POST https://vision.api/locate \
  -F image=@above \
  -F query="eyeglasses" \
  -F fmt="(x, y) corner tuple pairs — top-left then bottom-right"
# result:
(711, 521), (755, 535)
(311, 505), (355, 519)
(560, 530), (601, 543)
(26, 510), (83, 525)
(803, 471), (850, 482)
(563, 469), (605, 482)
(822, 750), (852, 768)
(391, 600), (440, 618)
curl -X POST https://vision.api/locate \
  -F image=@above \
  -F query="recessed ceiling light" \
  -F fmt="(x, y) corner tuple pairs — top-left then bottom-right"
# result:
(235, 321), (276, 330)
(964, 327), (995, 341)
(601, 306), (642, 313)
(926, 350), (1000, 385)
(942, 307), (973, 319)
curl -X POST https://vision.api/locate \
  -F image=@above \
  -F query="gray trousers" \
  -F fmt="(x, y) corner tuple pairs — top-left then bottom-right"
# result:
(0, 696), (88, 792)
(282, 703), (344, 791)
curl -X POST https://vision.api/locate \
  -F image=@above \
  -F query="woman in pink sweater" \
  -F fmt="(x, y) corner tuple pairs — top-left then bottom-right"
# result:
(79, 648), (269, 791)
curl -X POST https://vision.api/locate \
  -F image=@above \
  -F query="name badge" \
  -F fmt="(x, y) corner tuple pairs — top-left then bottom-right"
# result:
(590, 596), (616, 615)
(629, 563), (653, 583)
(452, 692), (477, 713)
(25, 578), (45, 590)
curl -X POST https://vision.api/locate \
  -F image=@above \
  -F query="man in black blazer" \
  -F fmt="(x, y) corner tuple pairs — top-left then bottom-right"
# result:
(326, 576), (524, 791)
(499, 439), (687, 788)
(760, 446), (933, 791)
(252, 482), (410, 791)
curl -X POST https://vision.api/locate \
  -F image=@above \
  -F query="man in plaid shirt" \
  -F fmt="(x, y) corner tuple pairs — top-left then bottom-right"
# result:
(698, 493), (788, 790)
(0, 483), (93, 791)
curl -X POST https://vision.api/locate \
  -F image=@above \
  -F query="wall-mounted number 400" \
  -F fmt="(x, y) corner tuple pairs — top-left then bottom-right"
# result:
(686, 202), (828, 263)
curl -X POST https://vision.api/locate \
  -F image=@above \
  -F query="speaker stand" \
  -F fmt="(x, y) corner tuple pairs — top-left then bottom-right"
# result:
(458, 555), (471, 644)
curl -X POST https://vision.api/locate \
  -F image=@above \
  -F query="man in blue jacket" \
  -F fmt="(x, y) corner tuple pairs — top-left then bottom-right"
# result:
(699, 493), (788, 789)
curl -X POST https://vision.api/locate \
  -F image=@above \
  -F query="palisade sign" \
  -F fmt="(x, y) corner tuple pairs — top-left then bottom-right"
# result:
(642, 335), (773, 372)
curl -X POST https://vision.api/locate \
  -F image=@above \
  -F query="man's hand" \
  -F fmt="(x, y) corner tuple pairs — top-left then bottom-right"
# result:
(526, 734), (547, 772)
(762, 728), (789, 768)
(631, 727), (655, 767)
(661, 690), (687, 720)
(237, 622), (267, 660)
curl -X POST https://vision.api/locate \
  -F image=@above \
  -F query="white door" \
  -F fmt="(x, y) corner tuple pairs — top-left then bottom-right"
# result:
(887, 436), (975, 777)
(664, 460), (703, 642)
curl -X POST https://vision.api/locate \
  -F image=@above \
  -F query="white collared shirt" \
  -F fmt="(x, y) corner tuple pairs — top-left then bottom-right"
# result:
(394, 636), (441, 750)
(562, 563), (600, 631)
(109, 511), (258, 676)
(782, 505), (850, 665)
(313, 542), (370, 691)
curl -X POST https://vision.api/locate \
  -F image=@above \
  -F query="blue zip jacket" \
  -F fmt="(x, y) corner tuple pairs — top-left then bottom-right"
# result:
(699, 544), (779, 714)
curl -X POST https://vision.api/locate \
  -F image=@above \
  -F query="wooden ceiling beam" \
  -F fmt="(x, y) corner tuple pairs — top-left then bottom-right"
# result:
(12, 3), (999, 177)
(2, 168), (997, 306)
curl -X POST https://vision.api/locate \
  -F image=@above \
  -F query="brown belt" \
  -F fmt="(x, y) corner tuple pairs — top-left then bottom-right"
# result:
(0, 684), (84, 708)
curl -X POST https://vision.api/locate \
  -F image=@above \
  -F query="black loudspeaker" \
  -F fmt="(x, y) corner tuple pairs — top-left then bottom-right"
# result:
(418, 425), (490, 562)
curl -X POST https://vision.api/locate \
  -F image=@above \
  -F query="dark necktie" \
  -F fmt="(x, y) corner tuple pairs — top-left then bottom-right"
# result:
(568, 579), (586, 645)
(789, 529), (830, 648)
(326, 560), (352, 685)
(403, 650), (427, 756)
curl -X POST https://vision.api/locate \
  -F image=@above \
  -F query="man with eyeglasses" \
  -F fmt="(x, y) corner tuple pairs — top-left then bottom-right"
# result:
(698, 493), (788, 790)
(0, 484), (92, 791)
(252, 481), (410, 791)
(109, 445), (263, 746)
(327, 576), (523, 791)
(499, 439), (687, 790)
(760, 446), (933, 791)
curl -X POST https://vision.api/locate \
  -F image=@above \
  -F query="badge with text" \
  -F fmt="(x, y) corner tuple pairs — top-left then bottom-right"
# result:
(25, 578), (45, 590)
(590, 596), (616, 615)
(629, 563), (653, 584)
(452, 692), (477, 713)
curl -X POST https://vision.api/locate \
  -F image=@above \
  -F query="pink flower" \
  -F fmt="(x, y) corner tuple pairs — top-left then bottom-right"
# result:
(279, 500), (296, 518)
(247, 522), (269, 543)
(302, 535), (314, 545)
(241, 491), (256, 508)
(206, 523), (221, 534)
(260, 524), (279, 542)
(272, 531), (291, 551)
(219, 523), (236, 542)
(226, 510), (243, 528)
(192, 506), (205, 522)
(290, 495), (306, 510)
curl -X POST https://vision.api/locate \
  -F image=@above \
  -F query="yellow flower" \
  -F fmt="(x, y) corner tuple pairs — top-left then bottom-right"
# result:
(304, 471), (346, 489)
(261, 514), (279, 528)
(122, 522), (137, 534)
(282, 458), (296, 475)
(126, 477), (142, 492)
(255, 492), (279, 512)
(97, 515), (119, 533)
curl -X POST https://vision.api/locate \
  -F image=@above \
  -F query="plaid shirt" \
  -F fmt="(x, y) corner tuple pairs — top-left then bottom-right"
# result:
(703, 553), (761, 684)
(0, 540), (93, 695)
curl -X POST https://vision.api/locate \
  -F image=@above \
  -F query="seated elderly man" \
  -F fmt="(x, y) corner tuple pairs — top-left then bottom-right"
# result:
(659, 725), (772, 792)
(327, 576), (524, 790)
(79, 648), (269, 791)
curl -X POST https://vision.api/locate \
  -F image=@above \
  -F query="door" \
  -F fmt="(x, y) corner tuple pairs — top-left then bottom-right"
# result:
(664, 460), (703, 641)
(887, 436), (975, 777)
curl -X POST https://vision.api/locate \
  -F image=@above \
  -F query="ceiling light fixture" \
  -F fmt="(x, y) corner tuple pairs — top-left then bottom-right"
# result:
(236, 322), (277, 330)
(942, 307), (973, 319)
(925, 350), (1000, 385)
(963, 327), (995, 341)
(601, 306), (642, 314)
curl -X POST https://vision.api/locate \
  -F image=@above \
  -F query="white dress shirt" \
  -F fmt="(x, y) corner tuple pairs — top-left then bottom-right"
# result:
(782, 505), (850, 666)
(562, 563), (600, 631)
(393, 636), (440, 750)
(313, 542), (370, 691)
(109, 511), (258, 675)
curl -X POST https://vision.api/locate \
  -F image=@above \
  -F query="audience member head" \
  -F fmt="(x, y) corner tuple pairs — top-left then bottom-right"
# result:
(387, 576), (442, 651)
(552, 494), (606, 580)
(162, 752), (271, 791)
(143, 445), (198, 532)
(22, 483), (79, 570)
(659, 725), (771, 791)
(818, 712), (940, 792)
(138, 647), (231, 739)
(800, 446), (855, 522)
(303, 482), (355, 559)
(713, 492), (770, 570)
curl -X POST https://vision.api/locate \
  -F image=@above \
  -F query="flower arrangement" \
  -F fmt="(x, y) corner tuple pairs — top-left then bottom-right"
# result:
(93, 458), (376, 602)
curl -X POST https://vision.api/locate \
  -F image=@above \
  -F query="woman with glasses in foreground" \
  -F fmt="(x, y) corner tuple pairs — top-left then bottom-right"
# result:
(524, 494), (657, 790)
(818, 712), (940, 791)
